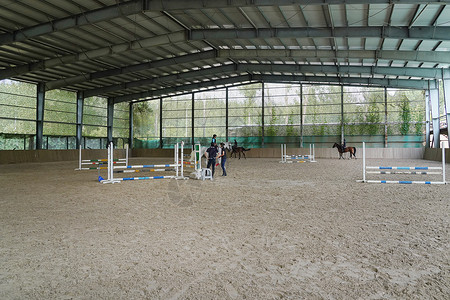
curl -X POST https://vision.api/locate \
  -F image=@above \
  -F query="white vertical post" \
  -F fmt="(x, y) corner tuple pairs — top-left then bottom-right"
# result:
(281, 144), (283, 162)
(175, 143), (179, 177)
(442, 69), (450, 145)
(107, 142), (111, 181)
(312, 144), (315, 162)
(284, 144), (287, 162)
(194, 143), (201, 173)
(106, 144), (110, 180)
(106, 143), (110, 180)
(195, 144), (199, 171)
(363, 142), (366, 182)
(125, 143), (129, 167)
(181, 141), (184, 178)
(109, 142), (114, 181)
(442, 143), (446, 184)
(101, 142), (120, 184)
(78, 145), (82, 170)
(429, 81), (440, 148)
(425, 90), (430, 147)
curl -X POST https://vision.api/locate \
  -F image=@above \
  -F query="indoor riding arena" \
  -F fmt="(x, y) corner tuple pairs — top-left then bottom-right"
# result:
(1, 1), (449, 299)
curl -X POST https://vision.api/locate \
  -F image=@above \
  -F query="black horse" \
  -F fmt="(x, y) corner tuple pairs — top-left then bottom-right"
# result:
(230, 146), (251, 159)
(332, 142), (357, 159)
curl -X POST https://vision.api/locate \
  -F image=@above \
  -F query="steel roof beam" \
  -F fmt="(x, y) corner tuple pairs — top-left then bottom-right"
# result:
(7, 45), (448, 92)
(50, 50), (443, 92)
(84, 63), (238, 97)
(190, 26), (450, 41)
(252, 74), (430, 89)
(112, 72), (429, 103)
(112, 74), (253, 103)
(3, 0), (448, 46)
(0, 0), (145, 45)
(0, 31), (186, 80)
(218, 49), (450, 64)
(243, 64), (441, 78)
(85, 63), (442, 97)
(145, 1), (450, 11)
(45, 50), (217, 90)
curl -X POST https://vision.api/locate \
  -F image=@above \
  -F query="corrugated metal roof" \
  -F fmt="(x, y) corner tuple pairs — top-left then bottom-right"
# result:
(0, 0), (449, 102)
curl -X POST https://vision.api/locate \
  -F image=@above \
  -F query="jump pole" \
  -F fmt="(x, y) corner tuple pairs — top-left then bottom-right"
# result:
(359, 141), (446, 184)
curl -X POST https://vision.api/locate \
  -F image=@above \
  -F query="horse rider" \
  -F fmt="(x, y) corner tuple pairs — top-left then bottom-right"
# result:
(211, 134), (217, 146)
(342, 138), (346, 150)
(233, 139), (238, 150)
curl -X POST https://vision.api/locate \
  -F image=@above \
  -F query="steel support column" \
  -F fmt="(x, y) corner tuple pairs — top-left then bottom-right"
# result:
(36, 83), (45, 150)
(300, 83), (303, 148)
(76, 91), (84, 149)
(226, 87), (229, 142)
(384, 88), (388, 148)
(442, 69), (450, 140)
(429, 81), (440, 148)
(340, 85), (344, 145)
(159, 97), (163, 148)
(129, 103), (133, 149)
(261, 82), (265, 148)
(107, 98), (114, 145)
(191, 92), (195, 147)
(425, 90), (431, 148)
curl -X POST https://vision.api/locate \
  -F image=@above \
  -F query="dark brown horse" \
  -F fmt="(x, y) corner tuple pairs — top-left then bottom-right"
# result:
(332, 143), (357, 159)
(230, 146), (251, 159)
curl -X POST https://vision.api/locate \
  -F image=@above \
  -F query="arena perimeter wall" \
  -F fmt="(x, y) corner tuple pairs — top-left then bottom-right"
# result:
(1, 147), (447, 164)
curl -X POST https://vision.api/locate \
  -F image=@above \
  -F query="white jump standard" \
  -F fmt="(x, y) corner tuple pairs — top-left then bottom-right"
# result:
(280, 144), (316, 163)
(359, 142), (446, 184)
(99, 141), (187, 184)
(75, 144), (129, 170)
(191, 143), (212, 180)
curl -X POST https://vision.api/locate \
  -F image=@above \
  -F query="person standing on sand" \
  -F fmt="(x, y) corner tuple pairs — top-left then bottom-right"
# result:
(218, 143), (227, 176)
(205, 142), (218, 177)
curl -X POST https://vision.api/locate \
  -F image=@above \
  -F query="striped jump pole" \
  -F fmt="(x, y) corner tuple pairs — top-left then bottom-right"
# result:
(177, 162), (195, 169)
(113, 164), (178, 169)
(114, 168), (176, 173)
(109, 176), (176, 181)
(100, 141), (186, 183)
(359, 142), (446, 184)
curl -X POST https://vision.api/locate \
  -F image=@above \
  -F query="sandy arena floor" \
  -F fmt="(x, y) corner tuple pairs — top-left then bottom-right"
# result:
(0, 156), (449, 299)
